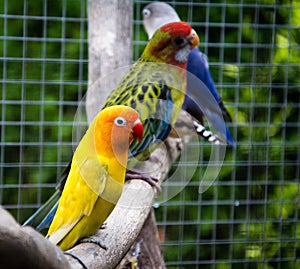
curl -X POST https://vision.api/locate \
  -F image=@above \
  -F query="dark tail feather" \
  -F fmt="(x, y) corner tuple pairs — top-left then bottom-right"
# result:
(23, 190), (60, 229)
(36, 202), (59, 231)
(194, 121), (235, 147)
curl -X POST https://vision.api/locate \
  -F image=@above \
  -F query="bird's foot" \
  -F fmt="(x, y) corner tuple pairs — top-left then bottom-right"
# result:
(126, 171), (161, 194)
(79, 236), (107, 250)
(146, 154), (160, 163)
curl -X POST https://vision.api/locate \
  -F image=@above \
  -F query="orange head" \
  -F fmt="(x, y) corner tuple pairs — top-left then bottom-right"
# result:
(93, 105), (144, 158)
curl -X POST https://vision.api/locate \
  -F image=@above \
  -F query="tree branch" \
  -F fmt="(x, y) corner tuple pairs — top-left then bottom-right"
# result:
(116, 210), (166, 269)
(0, 206), (71, 269)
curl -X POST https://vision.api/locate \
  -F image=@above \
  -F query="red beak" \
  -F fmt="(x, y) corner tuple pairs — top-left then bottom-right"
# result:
(132, 119), (144, 142)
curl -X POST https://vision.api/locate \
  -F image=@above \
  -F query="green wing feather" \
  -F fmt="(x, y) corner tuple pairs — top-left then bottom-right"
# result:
(103, 62), (186, 159)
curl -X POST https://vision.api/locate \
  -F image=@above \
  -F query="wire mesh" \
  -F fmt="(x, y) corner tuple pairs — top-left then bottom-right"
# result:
(1, 0), (300, 268)
(0, 0), (88, 220)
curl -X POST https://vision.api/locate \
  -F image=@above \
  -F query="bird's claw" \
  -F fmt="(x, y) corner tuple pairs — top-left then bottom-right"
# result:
(79, 236), (107, 250)
(126, 172), (161, 194)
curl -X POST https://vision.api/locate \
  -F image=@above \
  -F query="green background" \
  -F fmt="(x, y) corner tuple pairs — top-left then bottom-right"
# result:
(1, 0), (299, 268)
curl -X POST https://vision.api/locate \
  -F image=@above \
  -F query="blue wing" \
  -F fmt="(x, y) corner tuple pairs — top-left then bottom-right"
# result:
(36, 202), (58, 231)
(184, 48), (235, 146)
(23, 162), (70, 230)
(23, 190), (60, 231)
(128, 84), (174, 159)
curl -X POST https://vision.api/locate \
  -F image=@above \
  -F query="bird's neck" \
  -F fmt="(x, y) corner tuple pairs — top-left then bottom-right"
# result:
(97, 142), (129, 165)
(97, 149), (128, 187)
(107, 154), (128, 184)
(140, 48), (188, 70)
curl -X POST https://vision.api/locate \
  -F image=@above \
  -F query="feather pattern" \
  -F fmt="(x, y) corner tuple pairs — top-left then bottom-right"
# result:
(103, 62), (186, 159)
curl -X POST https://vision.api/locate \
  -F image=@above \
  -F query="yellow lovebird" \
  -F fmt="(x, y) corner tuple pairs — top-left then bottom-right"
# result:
(46, 105), (144, 251)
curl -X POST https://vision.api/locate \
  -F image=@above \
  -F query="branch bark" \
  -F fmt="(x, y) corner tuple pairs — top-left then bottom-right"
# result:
(116, 210), (166, 269)
(0, 206), (70, 269)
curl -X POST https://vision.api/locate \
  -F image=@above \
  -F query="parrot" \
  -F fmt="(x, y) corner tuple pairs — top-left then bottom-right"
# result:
(23, 21), (200, 232)
(45, 105), (144, 251)
(102, 21), (200, 162)
(142, 1), (235, 146)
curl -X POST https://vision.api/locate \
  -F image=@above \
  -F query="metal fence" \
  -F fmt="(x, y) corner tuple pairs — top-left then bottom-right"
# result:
(1, 1), (299, 268)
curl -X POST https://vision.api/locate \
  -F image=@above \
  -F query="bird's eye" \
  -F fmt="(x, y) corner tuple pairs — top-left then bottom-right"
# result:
(142, 8), (151, 18)
(174, 37), (186, 46)
(114, 116), (127, 127)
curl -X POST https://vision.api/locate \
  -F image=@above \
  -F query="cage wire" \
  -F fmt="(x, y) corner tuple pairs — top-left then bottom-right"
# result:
(1, 0), (300, 268)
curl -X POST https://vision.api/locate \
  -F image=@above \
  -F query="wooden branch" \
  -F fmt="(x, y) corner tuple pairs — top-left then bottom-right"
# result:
(0, 206), (70, 269)
(116, 210), (166, 269)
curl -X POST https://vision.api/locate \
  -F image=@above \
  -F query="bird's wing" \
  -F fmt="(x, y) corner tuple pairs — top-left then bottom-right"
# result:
(46, 158), (108, 245)
(103, 63), (185, 159)
(186, 49), (232, 122)
(128, 84), (174, 159)
(185, 68), (235, 146)
(46, 122), (109, 245)
(23, 190), (60, 229)
(23, 160), (72, 231)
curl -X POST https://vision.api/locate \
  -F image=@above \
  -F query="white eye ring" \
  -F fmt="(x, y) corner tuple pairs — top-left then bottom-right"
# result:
(142, 8), (151, 18)
(114, 116), (127, 127)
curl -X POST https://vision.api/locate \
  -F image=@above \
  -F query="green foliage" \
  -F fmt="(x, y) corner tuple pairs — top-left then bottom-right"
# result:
(0, 0), (87, 221)
(0, 0), (299, 268)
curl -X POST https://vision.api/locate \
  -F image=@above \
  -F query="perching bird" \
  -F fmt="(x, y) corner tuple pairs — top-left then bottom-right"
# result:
(142, 2), (235, 146)
(24, 21), (199, 234)
(102, 21), (200, 164)
(45, 105), (144, 251)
